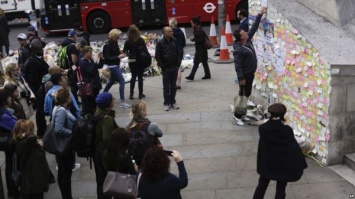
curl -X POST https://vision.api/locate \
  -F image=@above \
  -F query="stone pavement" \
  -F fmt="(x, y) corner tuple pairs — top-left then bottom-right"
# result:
(1, 45), (355, 199)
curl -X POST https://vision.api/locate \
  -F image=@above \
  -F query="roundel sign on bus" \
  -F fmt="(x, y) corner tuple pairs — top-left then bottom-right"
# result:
(203, 2), (216, 13)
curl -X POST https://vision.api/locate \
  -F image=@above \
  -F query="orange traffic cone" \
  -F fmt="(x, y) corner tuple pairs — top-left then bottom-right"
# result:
(225, 14), (233, 45)
(209, 17), (219, 48)
(214, 27), (233, 64)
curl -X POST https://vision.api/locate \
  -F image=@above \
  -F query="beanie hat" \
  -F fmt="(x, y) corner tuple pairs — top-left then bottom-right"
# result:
(147, 123), (163, 137)
(268, 103), (287, 121)
(28, 25), (36, 32)
(17, 33), (27, 40)
(68, 29), (76, 37)
(96, 92), (113, 108)
(30, 39), (42, 48)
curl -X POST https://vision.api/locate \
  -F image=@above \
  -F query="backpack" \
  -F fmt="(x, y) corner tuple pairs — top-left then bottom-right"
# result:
(71, 112), (107, 158)
(0, 112), (11, 151)
(128, 122), (153, 165)
(136, 44), (152, 69)
(56, 44), (74, 69)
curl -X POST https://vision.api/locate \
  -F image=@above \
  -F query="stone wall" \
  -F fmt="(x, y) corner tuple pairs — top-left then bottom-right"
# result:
(248, 0), (355, 165)
(297, 0), (355, 27)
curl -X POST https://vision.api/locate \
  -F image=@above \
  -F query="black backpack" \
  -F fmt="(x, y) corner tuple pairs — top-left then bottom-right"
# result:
(128, 122), (153, 166)
(72, 112), (107, 158)
(136, 44), (152, 69)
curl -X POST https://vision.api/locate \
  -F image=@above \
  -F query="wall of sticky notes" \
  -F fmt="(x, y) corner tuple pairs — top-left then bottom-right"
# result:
(249, 2), (331, 164)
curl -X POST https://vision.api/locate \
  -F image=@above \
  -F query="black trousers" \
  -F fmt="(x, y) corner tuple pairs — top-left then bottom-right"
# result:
(81, 89), (99, 116)
(56, 151), (75, 199)
(162, 67), (178, 106)
(35, 93), (47, 138)
(234, 73), (255, 119)
(25, 193), (44, 199)
(5, 151), (20, 197)
(189, 59), (211, 78)
(93, 151), (110, 199)
(129, 62), (144, 96)
(253, 175), (288, 199)
(68, 70), (79, 104)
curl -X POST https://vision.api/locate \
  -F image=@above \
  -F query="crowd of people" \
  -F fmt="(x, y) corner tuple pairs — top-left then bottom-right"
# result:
(0, 6), (309, 199)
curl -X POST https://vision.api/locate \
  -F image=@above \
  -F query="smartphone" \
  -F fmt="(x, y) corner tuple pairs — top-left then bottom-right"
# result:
(164, 150), (173, 156)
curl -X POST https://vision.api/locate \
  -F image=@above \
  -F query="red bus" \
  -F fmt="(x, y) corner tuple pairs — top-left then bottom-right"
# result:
(40, 0), (247, 33)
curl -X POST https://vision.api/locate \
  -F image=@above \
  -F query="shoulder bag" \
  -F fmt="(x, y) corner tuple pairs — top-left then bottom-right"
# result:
(76, 65), (94, 97)
(43, 107), (72, 155)
(103, 171), (137, 199)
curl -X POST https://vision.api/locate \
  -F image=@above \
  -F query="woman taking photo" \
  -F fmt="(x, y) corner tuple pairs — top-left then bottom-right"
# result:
(4, 62), (35, 119)
(78, 46), (104, 116)
(139, 146), (188, 199)
(253, 103), (307, 199)
(0, 88), (19, 198)
(52, 87), (77, 199)
(13, 119), (50, 199)
(102, 28), (131, 108)
(4, 83), (26, 119)
(123, 25), (147, 99)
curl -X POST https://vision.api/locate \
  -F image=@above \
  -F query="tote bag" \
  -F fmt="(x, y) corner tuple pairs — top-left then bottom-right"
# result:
(43, 107), (72, 155)
(103, 171), (137, 199)
(234, 87), (248, 116)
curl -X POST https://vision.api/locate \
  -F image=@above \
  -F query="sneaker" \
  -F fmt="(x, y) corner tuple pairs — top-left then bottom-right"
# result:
(129, 95), (133, 100)
(232, 115), (244, 126)
(72, 163), (81, 172)
(139, 94), (146, 99)
(170, 103), (180, 109)
(164, 105), (170, 111)
(241, 116), (250, 121)
(119, 101), (131, 108)
(185, 76), (194, 81)
(247, 100), (256, 107)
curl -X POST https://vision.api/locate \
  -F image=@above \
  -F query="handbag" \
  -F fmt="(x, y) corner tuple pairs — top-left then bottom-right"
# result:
(234, 87), (248, 116)
(204, 34), (212, 49)
(76, 66), (94, 97)
(103, 171), (137, 199)
(43, 107), (72, 155)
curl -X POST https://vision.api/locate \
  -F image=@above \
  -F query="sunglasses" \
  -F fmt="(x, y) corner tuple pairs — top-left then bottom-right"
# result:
(17, 38), (25, 41)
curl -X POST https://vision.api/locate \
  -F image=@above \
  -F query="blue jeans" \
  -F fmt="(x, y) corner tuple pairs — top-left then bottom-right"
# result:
(162, 67), (178, 105)
(103, 66), (125, 100)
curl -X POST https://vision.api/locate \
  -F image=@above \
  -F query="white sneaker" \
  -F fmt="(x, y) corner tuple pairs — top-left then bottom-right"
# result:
(247, 100), (256, 107)
(72, 163), (81, 172)
(170, 103), (180, 110)
(241, 116), (250, 121)
(164, 105), (170, 111)
(119, 101), (131, 108)
(233, 115), (244, 126)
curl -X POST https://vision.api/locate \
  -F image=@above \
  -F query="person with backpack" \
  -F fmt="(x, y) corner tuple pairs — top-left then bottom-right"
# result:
(185, 16), (211, 81)
(27, 25), (46, 48)
(52, 87), (77, 199)
(4, 63), (35, 119)
(78, 46), (104, 116)
(12, 119), (50, 199)
(4, 83), (26, 120)
(74, 24), (90, 45)
(44, 73), (80, 119)
(102, 28), (131, 108)
(58, 29), (80, 104)
(126, 100), (163, 167)
(94, 92), (118, 199)
(0, 88), (20, 198)
(169, 18), (186, 90)
(155, 26), (182, 111)
(123, 25), (148, 100)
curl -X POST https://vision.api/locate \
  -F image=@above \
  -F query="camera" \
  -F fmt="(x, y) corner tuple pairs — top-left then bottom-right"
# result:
(20, 91), (30, 99)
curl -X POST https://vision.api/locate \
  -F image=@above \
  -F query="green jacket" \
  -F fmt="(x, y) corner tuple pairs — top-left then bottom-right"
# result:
(94, 108), (118, 154)
(16, 134), (49, 195)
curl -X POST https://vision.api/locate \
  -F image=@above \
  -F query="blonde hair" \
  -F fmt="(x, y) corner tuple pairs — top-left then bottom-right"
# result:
(12, 119), (35, 141)
(108, 28), (122, 40)
(128, 24), (141, 42)
(126, 100), (147, 129)
(169, 18), (177, 27)
(5, 63), (17, 79)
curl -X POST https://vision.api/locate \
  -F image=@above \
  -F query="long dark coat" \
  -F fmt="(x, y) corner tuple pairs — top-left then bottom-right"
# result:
(192, 26), (208, 63)
(257, 119), (307, 182)
(0, 15), (10, 46)
(16, 134), (50, 196)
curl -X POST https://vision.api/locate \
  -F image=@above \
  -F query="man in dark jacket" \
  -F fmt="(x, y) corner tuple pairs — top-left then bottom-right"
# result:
(27, 25), (46, 48)
(238, 9), (249, 32)
(74, 24), (90, 45)
(156, 26), (182, 111)
(17, 33), (30, 74)
(232, 7), (267, 126)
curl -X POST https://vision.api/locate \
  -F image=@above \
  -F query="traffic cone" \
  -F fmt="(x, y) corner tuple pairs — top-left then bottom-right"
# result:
(209, 17), (219, 48)
(214, 27), (233, 64)
(225, 14), (233, 45)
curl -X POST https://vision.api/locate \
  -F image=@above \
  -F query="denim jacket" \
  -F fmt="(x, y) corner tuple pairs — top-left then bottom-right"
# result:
(52, 106), (77, 135)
